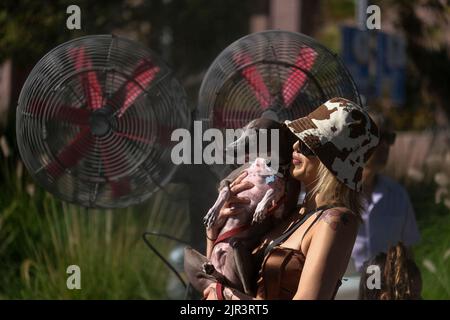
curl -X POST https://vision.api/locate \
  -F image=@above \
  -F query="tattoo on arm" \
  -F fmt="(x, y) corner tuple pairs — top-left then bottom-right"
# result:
(318, 210), (350, 230)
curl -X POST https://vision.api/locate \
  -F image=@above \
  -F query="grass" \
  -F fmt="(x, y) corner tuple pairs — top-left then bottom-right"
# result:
(408, 182), (450, 299)
(0, 157), (191, 299)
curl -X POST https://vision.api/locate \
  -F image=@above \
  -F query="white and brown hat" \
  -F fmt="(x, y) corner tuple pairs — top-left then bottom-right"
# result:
(284, 97), (379, 192)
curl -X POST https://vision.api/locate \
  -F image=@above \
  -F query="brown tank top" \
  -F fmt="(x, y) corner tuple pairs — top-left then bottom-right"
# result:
(254, 206), (342, 299)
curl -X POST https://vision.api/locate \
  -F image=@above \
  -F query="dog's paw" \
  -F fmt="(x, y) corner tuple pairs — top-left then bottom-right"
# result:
(252, 207), (267, 224)
(202, 262), (216, 275)
(203, 209), (217, 228)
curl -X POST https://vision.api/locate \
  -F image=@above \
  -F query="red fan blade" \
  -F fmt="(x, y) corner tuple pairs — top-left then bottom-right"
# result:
(110, 178), (131, 198)
(114, 130), (171, 146)
(115, 117), (173, 146)
(70, 47), (103, 110)
(99, 144), (131, 198)
(26, 99), (90, 125)
(233, 52), (271, 109)
(282, 47), (317, 107)
(114, 126), (172, 146)
(45, 127), (93, 178)
(116, 59), (160, 118)
(53, 107), (91, 125)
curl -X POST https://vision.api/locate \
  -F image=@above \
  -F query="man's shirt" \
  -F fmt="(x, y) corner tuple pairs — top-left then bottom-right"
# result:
(351, 174), (421, 272)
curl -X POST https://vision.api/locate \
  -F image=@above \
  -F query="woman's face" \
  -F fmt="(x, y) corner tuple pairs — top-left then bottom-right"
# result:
(290, 140), (320, 186)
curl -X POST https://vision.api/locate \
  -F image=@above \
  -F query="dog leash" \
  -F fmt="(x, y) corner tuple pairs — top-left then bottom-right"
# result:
(213, 224), (251, 246)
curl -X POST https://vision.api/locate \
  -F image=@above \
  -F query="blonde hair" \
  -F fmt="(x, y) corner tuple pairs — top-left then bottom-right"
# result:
(307, 162), (363, 217)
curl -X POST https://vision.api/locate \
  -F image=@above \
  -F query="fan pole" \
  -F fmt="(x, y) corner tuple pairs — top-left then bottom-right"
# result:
(355, 0), (368, 30)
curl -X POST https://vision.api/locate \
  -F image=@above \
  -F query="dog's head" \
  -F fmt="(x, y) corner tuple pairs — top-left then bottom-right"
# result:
(226, 118), (297, 169)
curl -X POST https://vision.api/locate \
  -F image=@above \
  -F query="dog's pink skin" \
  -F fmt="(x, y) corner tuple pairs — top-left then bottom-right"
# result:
(208, 158), (285, 276)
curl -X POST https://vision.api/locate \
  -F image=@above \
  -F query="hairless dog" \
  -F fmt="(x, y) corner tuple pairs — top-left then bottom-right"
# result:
(184, 118), (299, 296)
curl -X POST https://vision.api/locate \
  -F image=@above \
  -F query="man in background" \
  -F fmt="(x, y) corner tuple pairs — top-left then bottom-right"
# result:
(336, 113), (421, 299)
(351, 113), (421, 272)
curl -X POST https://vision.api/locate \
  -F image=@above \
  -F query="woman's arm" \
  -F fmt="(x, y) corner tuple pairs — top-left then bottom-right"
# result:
(293, 209), (359, 299)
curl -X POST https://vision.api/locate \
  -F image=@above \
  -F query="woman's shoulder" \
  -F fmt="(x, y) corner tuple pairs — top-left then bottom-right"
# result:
(316, 206), (360, 232)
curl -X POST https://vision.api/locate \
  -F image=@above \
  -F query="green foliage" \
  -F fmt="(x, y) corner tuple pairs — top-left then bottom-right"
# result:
(317, 24), (341, 57)
(0, 157), (190, 299)
(409, 182), (450, 299)
(414, 213), (450, 299)
(0, 0), (123, 65)
(322, 0), (355, 21)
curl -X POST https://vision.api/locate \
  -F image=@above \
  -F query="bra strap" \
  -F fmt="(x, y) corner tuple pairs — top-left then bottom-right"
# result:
(263, 204), (335, 258)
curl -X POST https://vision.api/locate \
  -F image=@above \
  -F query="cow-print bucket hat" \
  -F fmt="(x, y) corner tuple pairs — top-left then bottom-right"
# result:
(284, 97), (380, 192)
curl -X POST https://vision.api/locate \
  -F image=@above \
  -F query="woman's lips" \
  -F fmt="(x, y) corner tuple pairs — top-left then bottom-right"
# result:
(292, 152), (302, 165)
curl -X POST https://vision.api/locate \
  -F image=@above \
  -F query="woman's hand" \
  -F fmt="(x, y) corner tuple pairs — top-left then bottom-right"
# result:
(203, 283), (218, 300)
(220, 171), (254, 216)
(203, 282), (257, 300)
(206, 171), (254, 257)
(208, 171), (254, 235)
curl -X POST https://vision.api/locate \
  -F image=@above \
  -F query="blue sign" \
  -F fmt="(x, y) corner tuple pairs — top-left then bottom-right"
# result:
(376, 31), (406, 105)
(340, 26), (406, 106)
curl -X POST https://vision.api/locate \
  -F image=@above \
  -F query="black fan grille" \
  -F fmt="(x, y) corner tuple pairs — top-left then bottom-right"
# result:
(17, 35), (190, 208)
(198, 30), (361, 129)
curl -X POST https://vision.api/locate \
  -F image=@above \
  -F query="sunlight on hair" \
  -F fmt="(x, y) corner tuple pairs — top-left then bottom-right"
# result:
(307, 162), (363, 217)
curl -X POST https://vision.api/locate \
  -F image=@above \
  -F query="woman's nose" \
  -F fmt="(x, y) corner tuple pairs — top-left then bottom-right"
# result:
(292, 141), (300, 151)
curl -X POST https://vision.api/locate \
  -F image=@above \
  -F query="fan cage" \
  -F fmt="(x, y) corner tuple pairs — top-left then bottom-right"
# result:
(198, 30), (361, 130)
(17, 34), (190, 208)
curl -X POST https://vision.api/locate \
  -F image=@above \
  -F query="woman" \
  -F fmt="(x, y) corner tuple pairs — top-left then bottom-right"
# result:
(204, 97), (380, 300)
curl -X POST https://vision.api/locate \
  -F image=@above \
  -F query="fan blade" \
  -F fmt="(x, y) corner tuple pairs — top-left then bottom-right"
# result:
(233, 52), (271, 109)
(115, 117), (173, 146)
(114, 130), (171, 146)
(26, 99), (90, 125)
(53, 106), (91, 125)
(114, 59), (160, 118)
(99, 144), (131, 198)
(70, 47), (103, 110)
(110, 179), (131, 198)
(45, 127), (93, 178)
(282, 47), (317, 107)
